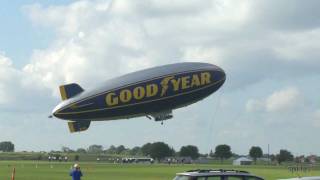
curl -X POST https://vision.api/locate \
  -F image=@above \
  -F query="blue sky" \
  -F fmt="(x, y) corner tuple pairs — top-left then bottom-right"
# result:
(0, 1), (74, 67)
(0, 0), (320, 156)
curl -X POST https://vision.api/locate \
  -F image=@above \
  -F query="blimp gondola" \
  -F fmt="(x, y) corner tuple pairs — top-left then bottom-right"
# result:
(52, 62), (226, 133)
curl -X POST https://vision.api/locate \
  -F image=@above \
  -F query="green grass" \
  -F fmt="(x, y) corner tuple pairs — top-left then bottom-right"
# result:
(0, 161), (319, 180)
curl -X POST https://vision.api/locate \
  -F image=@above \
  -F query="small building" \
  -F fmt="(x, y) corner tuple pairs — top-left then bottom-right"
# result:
(233, 157), (253, 165)
(307, 155), (317, 164)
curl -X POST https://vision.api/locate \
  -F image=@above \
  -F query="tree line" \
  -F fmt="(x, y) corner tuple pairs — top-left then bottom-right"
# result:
(62, 142), (199, 161)
(0, 141), (14, 152)
(0, 141), (298, 164)
(62, 143), (295, 164)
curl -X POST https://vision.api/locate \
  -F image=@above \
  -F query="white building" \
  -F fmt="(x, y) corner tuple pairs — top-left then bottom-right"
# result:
(233, 157), (253, 165)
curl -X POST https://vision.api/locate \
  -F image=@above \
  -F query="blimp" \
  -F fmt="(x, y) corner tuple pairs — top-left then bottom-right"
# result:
(52, 62), (226, 133)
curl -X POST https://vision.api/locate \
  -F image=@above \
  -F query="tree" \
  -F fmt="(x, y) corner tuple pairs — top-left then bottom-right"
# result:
(214, 144), (232, 163)
(179, 145), (200, 160)
(149, 142), (173, 161)
(276, 149), (294, 164)
(170, 147), (176, 157)
(87, 145), (103, 154)
(0, 141), (14, 152)
(105, 145), (117, 154)
(74, 155), (80, 161)
(76, 148), (87, 154)
(249, 146), (263, 163)
(62, 146), (74, 153)
(116, 145), (126, 154)
(129, 146), (141, 156)
(270, 154), (276, 162)
(141, 143), (152, 156)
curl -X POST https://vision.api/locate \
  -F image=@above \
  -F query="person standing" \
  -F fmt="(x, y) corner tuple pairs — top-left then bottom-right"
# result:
(70, 164), (83, 180)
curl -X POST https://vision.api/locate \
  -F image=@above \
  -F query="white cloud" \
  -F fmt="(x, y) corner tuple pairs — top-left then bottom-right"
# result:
(245, 99), (264, 112)
(183, 46), (225, 66)
(249, 0), (320, 30)
(0, 52), (53, 112)
(274, 29), (320, 63)
(21, 0), (320, 95)
(266, 87), (302, 112)
(0, 53), (17, 104)
(246, 87), (303, 113)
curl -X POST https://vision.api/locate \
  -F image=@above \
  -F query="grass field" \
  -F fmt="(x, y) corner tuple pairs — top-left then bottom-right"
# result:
(0, 161), (319, 180)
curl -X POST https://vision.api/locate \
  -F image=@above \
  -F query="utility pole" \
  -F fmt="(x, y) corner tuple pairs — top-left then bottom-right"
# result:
(268, 144), (270, 165)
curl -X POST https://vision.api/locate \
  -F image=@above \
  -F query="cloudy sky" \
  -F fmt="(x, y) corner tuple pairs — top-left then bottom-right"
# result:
(0, 0), (319, 155)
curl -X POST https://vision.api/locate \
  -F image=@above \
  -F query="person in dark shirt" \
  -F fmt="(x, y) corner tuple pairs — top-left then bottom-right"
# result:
(70, 164), (83, 180)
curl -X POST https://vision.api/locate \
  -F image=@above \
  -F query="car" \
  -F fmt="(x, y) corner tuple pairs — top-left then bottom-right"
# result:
(278, 177), (320, 180)
(173, 169), (265, 180)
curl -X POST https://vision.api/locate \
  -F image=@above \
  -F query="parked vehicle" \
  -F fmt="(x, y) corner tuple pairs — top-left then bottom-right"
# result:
(173, 169), (264, 180)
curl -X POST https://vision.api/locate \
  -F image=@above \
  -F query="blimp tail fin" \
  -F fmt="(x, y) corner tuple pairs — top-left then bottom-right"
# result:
(59, 83), (84, 100)
(68, 121), (91, 133)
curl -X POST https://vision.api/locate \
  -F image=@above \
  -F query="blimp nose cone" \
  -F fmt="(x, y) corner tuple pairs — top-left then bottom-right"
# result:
(221, 69), (226, 80)
(52, 111), (58, 118)
(52, 109), (59, 118)
(52, 103), (64, 119)
(221, 70), (226, 83)
(212, 65), (226, 88)
(212, 65), (226, 80)
(52, 109), (66, 120)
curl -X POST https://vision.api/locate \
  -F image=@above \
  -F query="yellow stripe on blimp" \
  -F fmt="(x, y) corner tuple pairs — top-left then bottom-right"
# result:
(68, 122), (76, 133)
(59, 85), (68, 100)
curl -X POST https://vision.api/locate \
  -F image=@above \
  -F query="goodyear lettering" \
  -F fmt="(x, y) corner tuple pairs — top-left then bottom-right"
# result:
(181, 76), (190, 90)
(191, 74), (200, 87)
(160, 76), (174, 96)
(171, 78), (180, 91)
(120, 89), (132, 103)
(106, 92), (118, 106)
(201, 72), (211, 85)
(133, 86), (145, 100)
(105, 72), (212, 106)
(146, 84), (158, 97)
